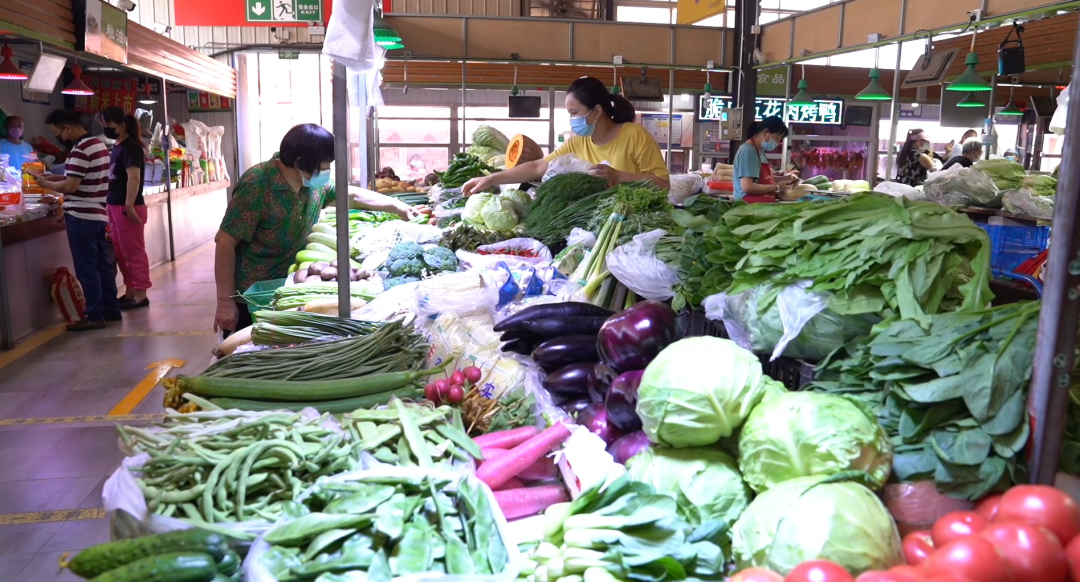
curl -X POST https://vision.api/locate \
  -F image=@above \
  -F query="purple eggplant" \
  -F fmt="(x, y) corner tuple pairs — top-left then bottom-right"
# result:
(558, 398), (592, 417)
(494, 302), (614, 332)
(597, 300), (678, 373)
(521, 316), (608, 339)
(607, 431), (650, 464)
(532, 335), (600, 371)
(588, 362), (616, 404)
(500, 329), (542, 343)
(605, 370), (644, 432)
(501, 337), (537, 356)
(577, 402), (626, 446)
(542, 362), (594, 395)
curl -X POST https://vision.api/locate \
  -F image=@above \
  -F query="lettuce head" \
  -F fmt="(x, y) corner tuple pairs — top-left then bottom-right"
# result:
(731, 475), (903, 576)
(738, 391), (892, 493)
(636, 337), (768, 447)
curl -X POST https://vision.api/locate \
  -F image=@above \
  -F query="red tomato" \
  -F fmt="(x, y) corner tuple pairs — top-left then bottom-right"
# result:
(888, 565), (924, 581)
(1061, 533), (1080, 582)
(903, 530), (935, 566)
(923, 577), (970, 582)
(932, 511), (989, 547)
(996, 485), (1080, 546)
(855, 571), (918, 582)
(924, 536), (1011, 582)
(980, 521), (1066, 582)
(730, 568), (784, 582)
(784, 561), (855, 582)
(975, 495), (1002, 521)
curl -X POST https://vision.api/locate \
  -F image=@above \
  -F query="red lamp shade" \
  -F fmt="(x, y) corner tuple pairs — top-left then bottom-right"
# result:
(0, 43), (27, 81)
(62, 65), (94, 96)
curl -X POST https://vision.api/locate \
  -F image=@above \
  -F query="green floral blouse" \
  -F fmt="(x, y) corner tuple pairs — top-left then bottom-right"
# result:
(219, 156), (336, 295)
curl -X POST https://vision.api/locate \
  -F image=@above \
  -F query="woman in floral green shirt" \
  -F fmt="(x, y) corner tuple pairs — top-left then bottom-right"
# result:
(214, 124), (424, 334)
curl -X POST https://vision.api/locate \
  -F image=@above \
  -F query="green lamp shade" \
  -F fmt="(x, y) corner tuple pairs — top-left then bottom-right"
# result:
(611, 85), (621, 95)
(956, 92), (985, 108)
(789, 79), (815, 106)
(998, 101), (1024, 116)
(703, 82), (713, 94)
(947, 52), (992, 92)
(855, 68), (891, 101)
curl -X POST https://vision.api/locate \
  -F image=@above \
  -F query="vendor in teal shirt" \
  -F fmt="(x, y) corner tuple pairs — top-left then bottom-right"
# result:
(0, 116), (35, 172)
(732, 116), (796, 203)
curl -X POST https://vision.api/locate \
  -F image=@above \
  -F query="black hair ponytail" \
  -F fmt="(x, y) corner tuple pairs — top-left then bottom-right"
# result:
(568, 76), (637, 124)
(744, 116), (789, 140)
(99, 106), (145, 149)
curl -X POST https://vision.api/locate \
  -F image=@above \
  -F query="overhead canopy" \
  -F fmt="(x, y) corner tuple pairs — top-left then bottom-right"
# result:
(934, 11), (1075, 85)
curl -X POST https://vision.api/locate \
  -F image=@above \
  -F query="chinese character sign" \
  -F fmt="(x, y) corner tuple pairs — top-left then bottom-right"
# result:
(188, 91), (233, 112)
(699, 96), (844, 125)
(74, 74), (140, 115)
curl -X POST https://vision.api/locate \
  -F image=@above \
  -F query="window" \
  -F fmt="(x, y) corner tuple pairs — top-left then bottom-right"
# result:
(375, 106), (453, 179)
(463, 106), (552, 152)
(616, 5), (674, 24)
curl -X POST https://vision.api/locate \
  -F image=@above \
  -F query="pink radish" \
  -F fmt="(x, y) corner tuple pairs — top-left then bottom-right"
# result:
(497, 477), (525, 491)
(480, 448), (559, 482)
(473, 426), (542, 450)
(494, 485), (571, 520)
(476, 422), (571, 490)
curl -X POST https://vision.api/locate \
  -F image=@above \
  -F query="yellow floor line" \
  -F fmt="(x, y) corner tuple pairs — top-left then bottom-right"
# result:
(0, 323), (66, 370)
(114, 331), (216, 337)
(108, 359), (186, 416)
(0, 508), (106, 525)
(0, 414), (165, 427)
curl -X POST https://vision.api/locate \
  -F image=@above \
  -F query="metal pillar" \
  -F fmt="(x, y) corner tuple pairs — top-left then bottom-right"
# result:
(884, 3), (907, 182)
(332, 60), (352, 318)
(782, 65), (792, 169)
(1026, 22), (1080, 485)
(160, 75), (176, 262)
(732, 0), (759, 162)
(0, 234), (12, 350)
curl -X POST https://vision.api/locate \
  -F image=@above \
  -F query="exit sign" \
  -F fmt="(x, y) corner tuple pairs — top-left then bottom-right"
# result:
(247, 0), (322, 22)
(278, 51), (300, 59)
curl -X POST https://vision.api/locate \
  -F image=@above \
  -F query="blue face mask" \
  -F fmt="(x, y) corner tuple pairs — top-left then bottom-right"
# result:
(303, 168), (331, 189)
(569, 110), (596, 137)
(762, 139), (779, 152)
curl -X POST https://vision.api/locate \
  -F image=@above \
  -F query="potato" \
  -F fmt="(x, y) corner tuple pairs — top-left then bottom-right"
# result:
(330, 259), (338, 268)
(377, 188), (391, 194)
(310, 261), (329, 275)
(321, 267), (338, 281)
(294, 269), (309, 283)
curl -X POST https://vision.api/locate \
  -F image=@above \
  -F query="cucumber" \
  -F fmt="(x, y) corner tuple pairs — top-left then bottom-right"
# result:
(296, 250), (337, 264)
(90, 552), (218, 582)
(209, 387), (424, 413)
(215, 550), (240, 575)
(307, 232), (338, 249)
(298, 261), (313, 272)
(804, 175), (830, 186)
(305, 242), (335, 254)
(287, 263), (298, 275)
(311, 223), (335, 235)
(66, 530), (229, 578)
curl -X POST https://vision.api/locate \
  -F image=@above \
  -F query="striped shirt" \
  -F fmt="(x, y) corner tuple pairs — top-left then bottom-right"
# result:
(63, 136), (111, 221)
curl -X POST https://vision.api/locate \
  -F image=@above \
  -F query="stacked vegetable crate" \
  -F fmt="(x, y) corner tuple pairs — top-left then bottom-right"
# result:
(976, 222), (1051, 272)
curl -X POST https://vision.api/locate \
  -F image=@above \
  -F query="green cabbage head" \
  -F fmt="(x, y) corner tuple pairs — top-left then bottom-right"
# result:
(626, 446), (752, 542)
(463, 193), (494, 227)
(738, 391), (892, 493)
(501, 189), (532, 217)
(731, 475), (903, 576)
(636, 336), (768, 448)
(482, 195), (521, 233)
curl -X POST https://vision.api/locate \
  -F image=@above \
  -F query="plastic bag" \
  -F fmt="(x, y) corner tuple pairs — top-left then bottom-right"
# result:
(482, 263), (577, 317)
(1051, 83), (1070, 135)
(542, 154), (594, 182)
(923, 164), (1001, 207)
(875, 180), (922, 199)
(566, 227), (596, 249)
(433, 196), (466, 219)
(1003, 188), (1055, 220)
(352, 220), (443, 259)
(667, 174), (704, 205)
(322, 0), (379, 73)
(415, 271), (497, 318)
(50, 267), (86, 323)
(350, 280), (420, 321)
(883, 481), (973, 536)
(455, 238), (553, 270)
(606, 230), (679, 301)
(702, 281), (879, 361)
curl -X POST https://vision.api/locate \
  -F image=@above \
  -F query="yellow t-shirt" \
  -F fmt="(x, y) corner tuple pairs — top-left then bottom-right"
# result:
(545, 122), (670, 179)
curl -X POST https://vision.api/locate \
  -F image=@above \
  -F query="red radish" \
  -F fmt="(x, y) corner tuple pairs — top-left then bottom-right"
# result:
(493, 484), (570, 520)
(463, 366), (483, 384)
(424, 383), (439, 402)
(450, 370), (466, 385)
(480, 448), (559, 481)
(476, 422), (572, 490)
(473, 426), (542, 450)
(497, 477), (525, 491)
(434, 379), (449, 393)
(447, 385), (465, 405)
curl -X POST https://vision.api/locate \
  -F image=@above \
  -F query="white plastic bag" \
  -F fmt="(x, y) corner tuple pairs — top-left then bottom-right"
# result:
(455, 238), (553, 270)
(542, 154), (595, 182)
(1051, 83), (1070, 135)
(352, 220), (444, 259)
(875, 180), (922, 199)
(924, 164), (1001, 207)
(1002, 188), (1055, 220)
(667, 174), (704, 205)
(415, 271), (497, 318)
(606, 230), (679, 301)
(566, 227), (596, 250)
(322, 0), (379, 72)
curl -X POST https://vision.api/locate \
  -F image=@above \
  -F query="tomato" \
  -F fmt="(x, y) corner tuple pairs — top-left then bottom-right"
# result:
(1063, 534), (1080, 582)
(855, 571), (918, 582)
(888, 565), (924, 581)
(996, 485), (1080, 546)
(980, 521), (1066, 582)
(730, 568), (784, 582)
(976, 495), (1002, 521)
(923, 577), (970, 582)
(784, 560), (855, 582)
(903, 530), (935, 566)
(932, 511), (989, 547)
(924, 536), (1012, 582)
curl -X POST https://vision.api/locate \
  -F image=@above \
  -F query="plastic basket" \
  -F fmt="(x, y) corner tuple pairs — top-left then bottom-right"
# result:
(242, 278), (286, 312)
(978, 223), (1051, 273)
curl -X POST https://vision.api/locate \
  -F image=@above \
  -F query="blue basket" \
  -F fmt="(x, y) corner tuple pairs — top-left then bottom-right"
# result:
(977, 223), (1051, 273)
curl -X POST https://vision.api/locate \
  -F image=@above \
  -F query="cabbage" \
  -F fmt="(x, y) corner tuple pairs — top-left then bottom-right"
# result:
(731, 476), (903, 576)
(974, 159), (1027, 191)
(502, 189), (531, 217)
(626, 446), (752, 542)
(481, 196), (520, 233)
(636, 337), (769, 447)
(463, 193), (494, 227)
(738, 391), (892, 493)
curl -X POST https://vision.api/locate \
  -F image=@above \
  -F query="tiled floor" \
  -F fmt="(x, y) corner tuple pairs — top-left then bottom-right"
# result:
(0, 242), (220, 581)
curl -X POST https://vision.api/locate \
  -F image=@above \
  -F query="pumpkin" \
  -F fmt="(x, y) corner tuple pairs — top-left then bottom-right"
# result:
(505, 134), (544, 168)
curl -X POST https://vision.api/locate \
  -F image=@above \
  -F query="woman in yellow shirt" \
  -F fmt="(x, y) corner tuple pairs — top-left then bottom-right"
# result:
(462, 77), (670, 195)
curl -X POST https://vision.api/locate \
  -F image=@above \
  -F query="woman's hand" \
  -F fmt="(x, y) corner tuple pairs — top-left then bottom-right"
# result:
(390, 200), (419, 221)
(125, 204), (143, 226)
(461, 175), (497, 196)
(214, 300), (239, 333)
(588, 164), (624, 183)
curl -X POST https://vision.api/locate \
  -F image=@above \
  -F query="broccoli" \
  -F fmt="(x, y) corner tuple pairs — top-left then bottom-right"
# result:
(387, 242), (425, 262)
(384, 275), (421, 290)
(389, 257), (424, 277)
(422, 246), (458, 273)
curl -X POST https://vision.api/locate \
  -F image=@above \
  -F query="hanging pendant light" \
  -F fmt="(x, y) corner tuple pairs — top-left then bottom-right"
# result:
(138, 81), (157, 105)
(62, 64), (94, 96)
(610, 66), (620, 95)
(702, 68), (713, 98)
(788, 64), (815, 106)
(0, 42), (27, 81)
(956, 92), (985, 108)
(510, 64), (519, 96)
(373, 10), (403, 49)
(855, 49), (891, 101)
(948, 52), (993, 92)
(998, 83), (1023, 116)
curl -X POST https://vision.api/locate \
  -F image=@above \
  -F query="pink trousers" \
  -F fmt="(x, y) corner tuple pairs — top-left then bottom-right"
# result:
(107, 204), (152, 291)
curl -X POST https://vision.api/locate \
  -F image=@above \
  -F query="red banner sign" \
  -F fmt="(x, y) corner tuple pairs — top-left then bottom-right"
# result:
(73, 74), (140, 115)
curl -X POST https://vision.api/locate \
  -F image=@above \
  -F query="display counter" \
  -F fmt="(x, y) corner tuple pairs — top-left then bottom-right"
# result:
(0, 180), (230, 348)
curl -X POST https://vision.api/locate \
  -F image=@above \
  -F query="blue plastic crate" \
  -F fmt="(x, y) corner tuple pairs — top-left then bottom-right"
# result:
(977, 223), (1051, 273)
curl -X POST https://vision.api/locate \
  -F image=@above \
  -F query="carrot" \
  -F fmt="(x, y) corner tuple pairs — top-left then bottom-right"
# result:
(497, 477), (525, 491)
(476, 422), (572, 490)
(494, 485), (571, 520)
(474, 426), (542, 451)
(481, 447), (559, 482)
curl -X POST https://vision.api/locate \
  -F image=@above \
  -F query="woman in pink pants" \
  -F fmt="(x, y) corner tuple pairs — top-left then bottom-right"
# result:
(100, 107), (151, 309)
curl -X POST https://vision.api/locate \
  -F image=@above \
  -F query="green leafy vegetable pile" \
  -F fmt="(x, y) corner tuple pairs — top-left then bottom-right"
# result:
(436, 153), (498, 189)
(524, 173), (616, 245)
(811, 300), (1040, 500)
(439, 223), (516, 252)
(974, 159), (1028, 191)
(586, 184), (676, 245)
(667, 195), (746, 312)
(1024, 174), (1058, 197)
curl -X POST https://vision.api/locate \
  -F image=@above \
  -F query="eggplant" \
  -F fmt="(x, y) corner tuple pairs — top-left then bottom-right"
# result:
(597, 301), (679, 373)
(607, 431), (650, 464)
(542, 362), (594, 395)
(558, 398), (592, 417)
(531, 335), (600, 371)
(605, 370), (644, 432)
(577, 402), (625, 446)
(499, 329), (542, 343)
(501, 338), (536, 356)
(494, 302), (614, 333)
(520, 316), (608, 339)
(588, 362), (616, 404)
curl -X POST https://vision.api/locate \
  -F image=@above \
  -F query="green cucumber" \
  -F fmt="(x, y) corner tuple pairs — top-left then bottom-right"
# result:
(311, 223), (335, 235)
(305, 242), (335, 254)
(804, 175), (830, 186)
(215, 550), (240, 575)
(298, 261), (313, 272)
(209, 387), (423, 413)
(287, 263), (298, 275)
(296, 250), (337, 264)
(66, 530), (228, 578)
(307, 232), (338, 249)
(89, 552), (218, 582)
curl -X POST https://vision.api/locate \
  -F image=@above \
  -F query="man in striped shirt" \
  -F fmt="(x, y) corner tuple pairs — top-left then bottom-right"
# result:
(32, 109), (121, 331)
